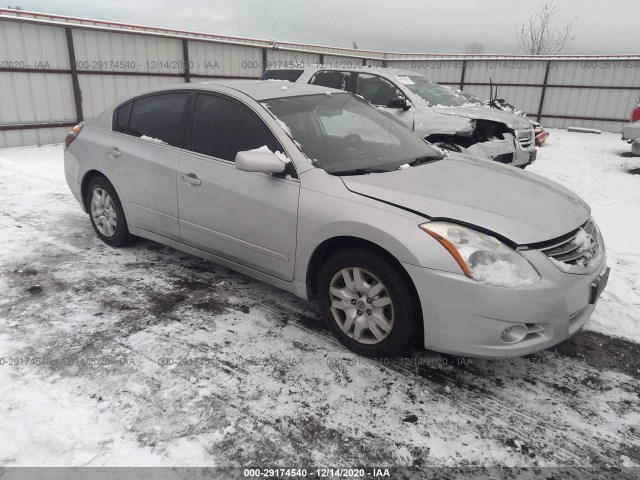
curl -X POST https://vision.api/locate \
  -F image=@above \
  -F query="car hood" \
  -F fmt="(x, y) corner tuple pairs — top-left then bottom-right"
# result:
(341, 156), (590, 245)
(432, 106), (532, 131)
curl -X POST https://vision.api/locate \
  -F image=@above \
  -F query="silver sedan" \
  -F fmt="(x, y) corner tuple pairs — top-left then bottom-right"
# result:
(64, 81), (609, 358)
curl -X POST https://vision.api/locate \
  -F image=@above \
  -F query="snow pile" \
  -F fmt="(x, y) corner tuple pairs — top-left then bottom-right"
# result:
(471, 259), (538, 288)
(398, 163), (411, 170)
(250, 145), (291, 163)
(548, 228), (604, 274)
(140, 135), (167, 144)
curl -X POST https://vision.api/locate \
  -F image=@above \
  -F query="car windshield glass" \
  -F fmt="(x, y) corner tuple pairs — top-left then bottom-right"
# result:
(400, 75), (467, 107)
(265, 94), (444, 175)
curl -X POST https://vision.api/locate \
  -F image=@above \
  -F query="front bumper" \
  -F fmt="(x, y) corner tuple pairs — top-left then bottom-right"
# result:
(403, 251), (608, 358)
(622, 122), (640, 142)
(466, 133), (536, 168)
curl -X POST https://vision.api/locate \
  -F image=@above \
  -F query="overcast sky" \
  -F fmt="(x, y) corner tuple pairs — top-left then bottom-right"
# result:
(11, 0), (640, 55)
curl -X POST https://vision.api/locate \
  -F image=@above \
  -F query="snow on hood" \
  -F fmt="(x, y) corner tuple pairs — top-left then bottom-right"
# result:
(433, 105), (533, 131)
(341, 156), (590, 245)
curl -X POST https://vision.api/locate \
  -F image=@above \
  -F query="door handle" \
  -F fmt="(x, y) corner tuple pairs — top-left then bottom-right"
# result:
(104, 146), (121, 157)
(181, 172), (201, 186)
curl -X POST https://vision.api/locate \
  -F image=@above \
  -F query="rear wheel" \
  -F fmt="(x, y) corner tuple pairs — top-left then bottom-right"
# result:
(86, 176), (135, 247)
(318, 249), (419, 357)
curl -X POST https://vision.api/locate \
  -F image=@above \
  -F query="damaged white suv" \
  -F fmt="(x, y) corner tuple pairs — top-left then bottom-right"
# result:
(261, 66), (537, 168)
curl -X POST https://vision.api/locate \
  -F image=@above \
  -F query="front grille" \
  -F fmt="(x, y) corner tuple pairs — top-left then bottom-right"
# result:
(517, 129), (535, 149)
(539, 219), (601, 267)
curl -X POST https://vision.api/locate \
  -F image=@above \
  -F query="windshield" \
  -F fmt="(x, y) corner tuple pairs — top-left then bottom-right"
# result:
(400, 75), (467, 107)
(265, 94), (443, 174)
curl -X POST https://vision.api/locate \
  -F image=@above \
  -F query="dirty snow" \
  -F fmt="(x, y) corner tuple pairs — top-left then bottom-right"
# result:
(0, 130), (639, 471)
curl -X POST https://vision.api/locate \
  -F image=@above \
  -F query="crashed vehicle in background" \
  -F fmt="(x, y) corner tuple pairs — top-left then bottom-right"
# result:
(455, 90), (549, 147)
(261, 66), (537, 168)
(622, 99), (640, 156)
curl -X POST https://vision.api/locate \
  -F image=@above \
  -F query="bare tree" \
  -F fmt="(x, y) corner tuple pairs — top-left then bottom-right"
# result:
(6, 5), (23, 8)
(464, 42), (485, 54)
(352, 42), (358, 50)
(516, 2), (577, 55)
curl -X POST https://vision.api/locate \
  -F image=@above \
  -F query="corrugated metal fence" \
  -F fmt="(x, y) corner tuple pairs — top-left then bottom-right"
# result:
(1, 9), (639, 148)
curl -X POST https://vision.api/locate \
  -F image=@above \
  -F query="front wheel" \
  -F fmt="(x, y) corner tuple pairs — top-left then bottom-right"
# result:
(86, 176), (136, 247)
(318, 249), (419, 357)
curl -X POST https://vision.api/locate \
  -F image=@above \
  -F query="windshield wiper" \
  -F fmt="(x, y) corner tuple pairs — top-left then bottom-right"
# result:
(407, 155), (445, 167)
(330, 167), (391, 176)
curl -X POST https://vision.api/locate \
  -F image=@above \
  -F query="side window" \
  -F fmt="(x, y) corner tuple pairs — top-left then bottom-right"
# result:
(356, 74), (404, 106)
(190, 94), (282, 162)
(113, 102), (132, 133)
(127, 93), (189, 147)
(310, 71), (352, 91)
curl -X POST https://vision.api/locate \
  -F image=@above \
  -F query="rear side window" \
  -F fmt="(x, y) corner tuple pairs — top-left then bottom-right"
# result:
(127, 93), (189, 147)
(190, 94), (282, 162)
(259, 69), (304, 82)
(310, 71), (353, 91)
(113, 102), (132, 133)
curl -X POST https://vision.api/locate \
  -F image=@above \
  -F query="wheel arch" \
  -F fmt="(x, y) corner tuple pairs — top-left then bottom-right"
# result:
(306, 236), (419, 300)
(80, 169), (109, 212)
(306, 235), (424, 340)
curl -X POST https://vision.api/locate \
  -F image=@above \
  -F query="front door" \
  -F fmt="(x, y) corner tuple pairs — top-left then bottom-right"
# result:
(177, 93), (300, 281)
(355, 73), (414, 127)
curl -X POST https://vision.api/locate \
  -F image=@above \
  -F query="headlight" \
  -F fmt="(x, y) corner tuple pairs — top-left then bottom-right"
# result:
(420, 222), (541, 288)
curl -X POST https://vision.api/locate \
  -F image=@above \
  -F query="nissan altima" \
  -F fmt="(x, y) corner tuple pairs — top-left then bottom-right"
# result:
(64, 81), (609, 358)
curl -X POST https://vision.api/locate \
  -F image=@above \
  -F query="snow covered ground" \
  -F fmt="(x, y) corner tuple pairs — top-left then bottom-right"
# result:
(0, 129), (639, 472)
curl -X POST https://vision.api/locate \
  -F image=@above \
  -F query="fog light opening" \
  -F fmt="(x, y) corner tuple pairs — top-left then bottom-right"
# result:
(500, 324), (528, 344)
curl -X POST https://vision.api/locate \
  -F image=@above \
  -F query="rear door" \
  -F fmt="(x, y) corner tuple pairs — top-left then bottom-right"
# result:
(177, 92), (300, 281)
(109, 92), (190, 241)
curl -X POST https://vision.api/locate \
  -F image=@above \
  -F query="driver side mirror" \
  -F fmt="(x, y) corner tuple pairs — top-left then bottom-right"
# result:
(387, 96), (411, 111)
(235, 150), (286, 174)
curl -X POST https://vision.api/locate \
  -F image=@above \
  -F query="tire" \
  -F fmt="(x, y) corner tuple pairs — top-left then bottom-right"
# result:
(318, 249), (419, 357)
(85, 175), (136, 247)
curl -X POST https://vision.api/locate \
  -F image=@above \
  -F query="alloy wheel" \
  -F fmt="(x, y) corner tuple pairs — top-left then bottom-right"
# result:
(90, 187), (118, 237)
(329, 267), (395, 345)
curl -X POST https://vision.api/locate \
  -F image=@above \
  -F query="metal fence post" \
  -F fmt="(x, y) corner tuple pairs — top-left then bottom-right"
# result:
(182, 39), (190, 83)
(65, 27), (83, 122)
(459, 60), (467, 91)
(537, 61), (551, 123)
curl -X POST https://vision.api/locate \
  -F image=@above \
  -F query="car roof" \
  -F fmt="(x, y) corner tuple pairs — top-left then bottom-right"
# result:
(132, 79), (345, 101)
(264, 65), (429, 80)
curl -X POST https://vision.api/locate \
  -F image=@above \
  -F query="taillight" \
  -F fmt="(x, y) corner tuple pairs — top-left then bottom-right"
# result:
(65, 124), (83, 147)
(632, 105), (640, 123)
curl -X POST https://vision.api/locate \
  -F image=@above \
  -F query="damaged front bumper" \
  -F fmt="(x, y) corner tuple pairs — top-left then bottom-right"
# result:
(466, 132), (536, 168)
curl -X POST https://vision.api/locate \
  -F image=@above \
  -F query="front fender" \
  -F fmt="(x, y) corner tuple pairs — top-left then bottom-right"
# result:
(294, 170), (465, 287)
